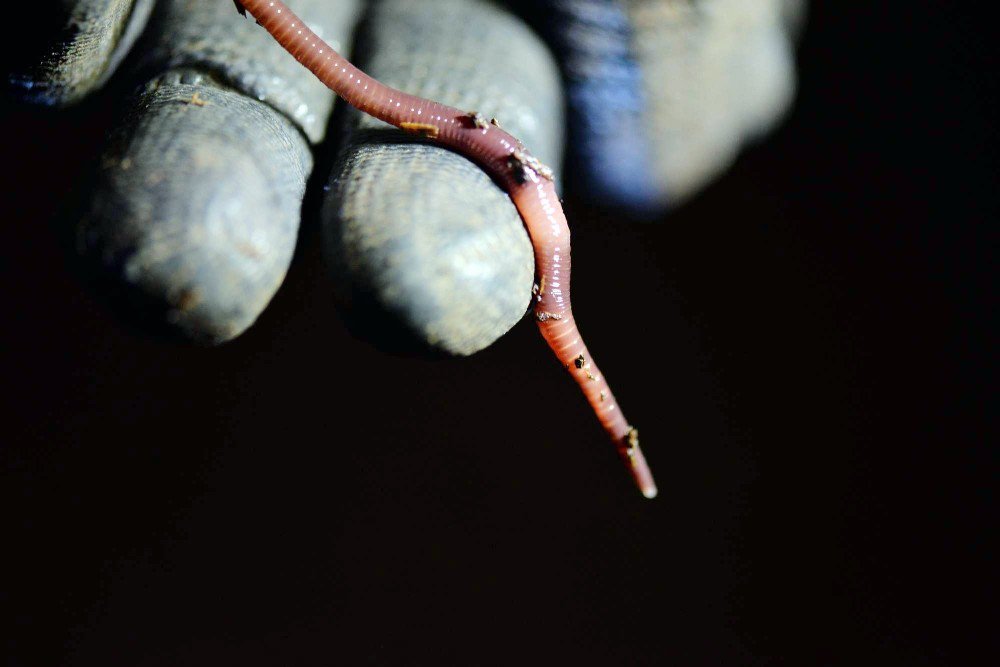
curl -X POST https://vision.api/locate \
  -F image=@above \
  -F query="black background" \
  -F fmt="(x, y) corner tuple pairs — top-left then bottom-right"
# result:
(2, 2), (994, 665)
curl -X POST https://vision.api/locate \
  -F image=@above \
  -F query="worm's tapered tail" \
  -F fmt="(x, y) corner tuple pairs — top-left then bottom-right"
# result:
(235, 0), (656, 498)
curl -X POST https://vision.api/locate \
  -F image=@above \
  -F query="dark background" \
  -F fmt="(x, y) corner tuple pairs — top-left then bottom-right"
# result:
(2, 2), (994, 665)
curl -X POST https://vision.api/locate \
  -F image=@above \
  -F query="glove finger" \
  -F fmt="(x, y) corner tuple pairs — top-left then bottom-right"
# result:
(725, 0), (802, 140)
(79, 0), (362, 343)
(322, 0), (563, 356)
(9, 0), (156, 106)
(628, 0), (800, 206)
(533, 0), (661, 214)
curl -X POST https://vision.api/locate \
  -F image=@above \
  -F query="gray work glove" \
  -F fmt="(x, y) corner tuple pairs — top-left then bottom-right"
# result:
(10, 0), (803, 354)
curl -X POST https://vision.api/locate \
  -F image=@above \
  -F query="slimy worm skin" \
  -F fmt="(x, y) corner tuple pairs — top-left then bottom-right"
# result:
(233, 0), (657, 498)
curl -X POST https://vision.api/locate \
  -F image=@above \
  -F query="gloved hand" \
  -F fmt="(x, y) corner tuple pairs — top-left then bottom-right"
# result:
(9, 0), (802, 354)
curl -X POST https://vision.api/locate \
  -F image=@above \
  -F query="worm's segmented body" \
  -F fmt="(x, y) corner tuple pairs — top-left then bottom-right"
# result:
(236, 0), (656, 497)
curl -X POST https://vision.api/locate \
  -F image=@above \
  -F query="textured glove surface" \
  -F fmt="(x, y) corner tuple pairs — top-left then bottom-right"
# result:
(13, 0), (804, 351)
(322, 0), (561, 355)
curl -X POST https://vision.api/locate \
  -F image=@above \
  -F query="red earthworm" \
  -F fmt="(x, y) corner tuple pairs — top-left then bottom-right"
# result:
(234, 0), (657, 498)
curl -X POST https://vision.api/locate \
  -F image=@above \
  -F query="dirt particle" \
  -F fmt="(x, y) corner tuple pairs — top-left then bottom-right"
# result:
(400, 121), (440, 139)
(467, 111), (489, 129)
(508, 149), (555, 183)
(184, 92), (208, 107)
(624, 426), (639, 458)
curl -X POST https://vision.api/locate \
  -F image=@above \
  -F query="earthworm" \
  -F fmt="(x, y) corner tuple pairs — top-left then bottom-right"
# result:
(233, 0), (657, 498)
